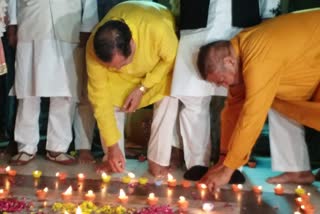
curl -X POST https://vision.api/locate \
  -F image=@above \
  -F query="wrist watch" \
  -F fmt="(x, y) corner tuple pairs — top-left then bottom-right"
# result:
(139, 85), (147, 94)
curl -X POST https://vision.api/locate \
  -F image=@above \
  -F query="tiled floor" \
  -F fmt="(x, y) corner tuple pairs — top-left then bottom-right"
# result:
(0, 153), (320, 213)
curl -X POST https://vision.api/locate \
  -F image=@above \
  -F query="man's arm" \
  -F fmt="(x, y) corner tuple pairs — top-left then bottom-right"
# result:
(223, 59), (282, 169)
(140, 23), (178, 89)
(86, 38), (121, 147)
(7, 0), (17, 48)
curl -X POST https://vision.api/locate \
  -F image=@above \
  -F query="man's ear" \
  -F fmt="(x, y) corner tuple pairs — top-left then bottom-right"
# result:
(223, 56), (236, 71)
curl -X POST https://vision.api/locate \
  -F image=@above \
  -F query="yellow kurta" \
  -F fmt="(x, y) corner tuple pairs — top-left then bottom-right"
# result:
(222, 10), (320, 169)
(86, 1), (178, 147)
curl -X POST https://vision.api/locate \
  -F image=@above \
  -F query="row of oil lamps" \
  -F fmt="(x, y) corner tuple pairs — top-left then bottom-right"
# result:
(0, 166), (317, 213)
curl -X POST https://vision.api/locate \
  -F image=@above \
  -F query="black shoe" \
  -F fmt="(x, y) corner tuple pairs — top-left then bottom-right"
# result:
(184, 165), (208, 181)
(183, 165), (246, 184)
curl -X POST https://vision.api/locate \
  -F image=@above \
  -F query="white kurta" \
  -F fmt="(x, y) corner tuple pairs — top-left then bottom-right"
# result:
(8, 0), (98, 100)
(170, 0), (280, 97)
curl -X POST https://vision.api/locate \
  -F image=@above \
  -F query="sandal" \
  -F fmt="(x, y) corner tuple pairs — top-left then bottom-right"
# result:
(10, 152), (35, 165)
(46, 151), (76, 165)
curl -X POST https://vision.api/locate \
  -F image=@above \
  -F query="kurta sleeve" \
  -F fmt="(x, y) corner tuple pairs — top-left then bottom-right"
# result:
(141, 25), (178, 89)
(87, 41), (121, 147)
(81, 0), (99, 32)
(223, 59), (282, 169)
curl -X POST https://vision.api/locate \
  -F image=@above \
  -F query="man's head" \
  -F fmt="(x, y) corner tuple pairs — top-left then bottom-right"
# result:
(197, 40), (240, 88)
(94, 20), (135, 70)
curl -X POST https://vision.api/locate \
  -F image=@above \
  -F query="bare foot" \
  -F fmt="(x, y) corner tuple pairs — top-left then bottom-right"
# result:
(148, 159), (169, 177)
(78, 149), (95, 164)
(267, 171), (315, 184)
(169, 147), (184, 170)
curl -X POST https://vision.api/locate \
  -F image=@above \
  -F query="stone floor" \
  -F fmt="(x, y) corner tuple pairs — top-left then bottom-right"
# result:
(0, 154), (320, 213)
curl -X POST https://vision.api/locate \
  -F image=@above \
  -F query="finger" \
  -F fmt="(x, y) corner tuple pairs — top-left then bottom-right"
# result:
(109, 160), (121, 173)
(122, 97), (132, 111)
(124, 100), (134, 112)
(127, 101), (137, 112)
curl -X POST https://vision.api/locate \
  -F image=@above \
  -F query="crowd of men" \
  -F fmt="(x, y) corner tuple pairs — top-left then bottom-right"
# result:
(0, 0), (319, 191)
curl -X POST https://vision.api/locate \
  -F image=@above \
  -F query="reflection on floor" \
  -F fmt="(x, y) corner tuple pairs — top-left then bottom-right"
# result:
(0, 154), (319, 213)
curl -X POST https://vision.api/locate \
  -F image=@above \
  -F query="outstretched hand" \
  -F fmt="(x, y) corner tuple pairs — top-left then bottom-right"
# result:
(98, 143), (126, 173)
(200, 165), (234, 192)
(121, 87), (143, 113)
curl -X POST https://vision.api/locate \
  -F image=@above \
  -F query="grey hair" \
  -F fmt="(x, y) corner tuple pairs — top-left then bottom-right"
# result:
(197, 40), (231, 79)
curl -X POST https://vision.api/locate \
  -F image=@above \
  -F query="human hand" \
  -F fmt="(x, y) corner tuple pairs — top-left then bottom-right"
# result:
(106, 143), (126, 173)
(200, 165), (234, 192)
(121, 87), (143, 112)
(7, 25), (17, 48)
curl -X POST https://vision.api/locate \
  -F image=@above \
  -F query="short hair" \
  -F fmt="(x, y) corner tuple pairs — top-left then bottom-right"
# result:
(93, 20), (132, 62)
(197, 40), (231, 80)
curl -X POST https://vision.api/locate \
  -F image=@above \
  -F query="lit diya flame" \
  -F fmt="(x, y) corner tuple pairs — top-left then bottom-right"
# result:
(202, 202), (214, 212)
(167, 173), (177, 187)
(77, 173), (85, 181)
(76, 206), (82, 214)
(147, 192), (159, 206)
(65, 186), (72, 194)
(101, 172), (111, 183)
(118, 189), (128, 203)
(61, 186), (73, 200)
(128, 172), (135, 179)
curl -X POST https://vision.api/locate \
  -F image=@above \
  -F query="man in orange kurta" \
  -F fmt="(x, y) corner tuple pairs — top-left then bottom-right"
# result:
(197, 10), (320, 191)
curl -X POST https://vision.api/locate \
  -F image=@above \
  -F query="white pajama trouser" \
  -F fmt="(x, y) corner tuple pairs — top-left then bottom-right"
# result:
(268, 109), (310, 172)
(148, 96), (212, 169)
(15, 97), (76, 154)
(147, 95), (310, 172)
(100, 97), (178, 163)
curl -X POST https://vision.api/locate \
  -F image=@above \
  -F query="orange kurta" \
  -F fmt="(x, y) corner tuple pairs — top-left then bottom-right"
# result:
(222, 10), (320, 169)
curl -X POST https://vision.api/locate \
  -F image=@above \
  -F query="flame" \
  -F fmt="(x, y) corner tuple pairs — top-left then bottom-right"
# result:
(148, 193), (155, 199)
(202, 202), (214, 212)
(167, 173), (174, 181)
(76, 206), (82, 214)
(43, 187), (48, 192)
(276, 184), (282, 188)
(78, 173), (85, 179)
(179, 196), (186, 202)
(64, 186), (72, 195)
(101, 172), (107, 178)
(128, 172), (135, 179)
(87, 190), (94, 195)
(119, 189), (126, 198)
(0, 189), (3, 193)
(55, 172), (60, 177)
(200, 183), (207, 189)
(237, 184), (243, 190)
(5, 166), (10, 172)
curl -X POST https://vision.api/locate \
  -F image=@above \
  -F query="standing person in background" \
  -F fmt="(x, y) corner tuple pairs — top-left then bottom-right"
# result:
(8, 0), (98, 165)
(87, 1), (178, 173)
(73, 2), (99, 164)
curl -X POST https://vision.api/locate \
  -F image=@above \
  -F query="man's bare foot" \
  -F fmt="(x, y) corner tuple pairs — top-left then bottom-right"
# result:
(78, 149), (95, 164)
(267, 171), (315, 184)
(169, 147), (183, 170)
(148, 159), (169, 177)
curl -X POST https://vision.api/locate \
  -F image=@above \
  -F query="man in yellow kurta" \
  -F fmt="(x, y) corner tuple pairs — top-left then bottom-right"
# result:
(197, 10), (320, 191)
(86, 1), (178, 172)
